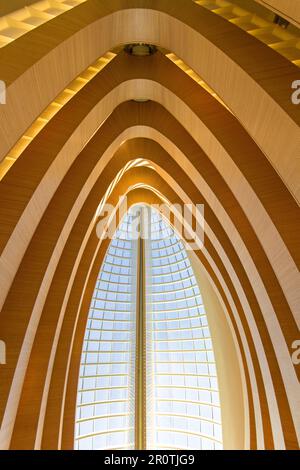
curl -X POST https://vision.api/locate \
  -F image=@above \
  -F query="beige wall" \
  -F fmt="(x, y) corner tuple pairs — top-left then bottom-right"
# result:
(189, 250), (248, 450)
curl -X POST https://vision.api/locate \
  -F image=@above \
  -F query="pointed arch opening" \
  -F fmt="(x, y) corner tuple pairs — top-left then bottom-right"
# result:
(74, 205), (223, 450)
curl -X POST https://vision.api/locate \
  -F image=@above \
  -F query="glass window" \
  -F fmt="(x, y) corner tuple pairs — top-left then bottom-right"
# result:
(74, 213), (137, 450)
(75, 207), (222, 450)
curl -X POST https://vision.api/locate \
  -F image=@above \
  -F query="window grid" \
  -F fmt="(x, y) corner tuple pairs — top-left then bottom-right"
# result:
(146, 210), (222, 450)
(75, 213), (137, 450)
(75, 207), (222, 450)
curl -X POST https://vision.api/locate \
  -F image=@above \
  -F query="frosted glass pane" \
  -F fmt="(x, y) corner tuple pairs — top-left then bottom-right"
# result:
(75, 213), (137, 450)
(146, 209), (222, 450)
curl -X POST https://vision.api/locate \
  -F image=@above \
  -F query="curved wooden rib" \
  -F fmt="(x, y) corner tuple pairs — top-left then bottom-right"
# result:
(10, 170), (256, 450)
(0, 1), (299, 200)
(0, 54), (298, 326)
(3, 133), (298, 449)
(0, 2), (299, 452)
(48, 185), (251, 450)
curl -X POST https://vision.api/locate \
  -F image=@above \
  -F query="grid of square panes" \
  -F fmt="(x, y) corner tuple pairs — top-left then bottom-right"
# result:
(146, 210), (223, 450)
(75, 213), (137, 450)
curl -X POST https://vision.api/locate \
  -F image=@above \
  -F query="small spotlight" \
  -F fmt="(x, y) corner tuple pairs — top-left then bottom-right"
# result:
(124, 43), (157, 56)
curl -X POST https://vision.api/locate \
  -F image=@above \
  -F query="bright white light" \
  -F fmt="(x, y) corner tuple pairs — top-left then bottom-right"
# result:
(75, 208), (222, 450)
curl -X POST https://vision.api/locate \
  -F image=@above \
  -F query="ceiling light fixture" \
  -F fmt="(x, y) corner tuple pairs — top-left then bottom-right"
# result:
(124, 43), (157, 56)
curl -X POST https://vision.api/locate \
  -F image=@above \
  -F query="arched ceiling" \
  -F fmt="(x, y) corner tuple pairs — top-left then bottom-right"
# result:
(256, 0), (300, 26)
(0, 0), (299, 452)
(0, 1), (299, 199)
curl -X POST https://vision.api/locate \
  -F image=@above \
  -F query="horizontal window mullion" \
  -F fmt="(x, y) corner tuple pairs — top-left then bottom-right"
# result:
(89, 307), (134, 314)
(96, 277), (133, 284)
(80, 361), (130, 366)
(153, 325), (208, 333)
(152, 313), (206, 322)
(151, 240), (183, 252)
(151, 295), (202, 305)
(87, 318), (134, 324)
(157, 398), (220, 408)
(82, 350), (131, 354)
(151, 305), (204, 315)
(84, 339), (131, 343)
(151, 248), (184, 260)
(86, 327), (133, 332)
(78, 385), (128, 393)
(149, 285), (198, 296)
(156, 428), (222, 444)
(155, 361), (215, 365)
(153, 337), (211, 343)
(108, 245), (132, 253)
(75, 428), (134, 441)
(155, 385), (218, 392)
(154, 445), (185, 450)
(77, 399), (128, 408)
(80, 374), (129, 379)
(106, 251), (133, 260)
(152, 257), (189, 269)
(151, 267), (192, 278)
(107, 444), (135, 450)
(155, 373), (215, 378)
(77, 413), (130, 423)
(92, 298), (132, 305)
(153, 348), (213, 353)
(103, 260), (132, 268)
(156, 412), (221, 425)
(151, 277), (194, 287)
